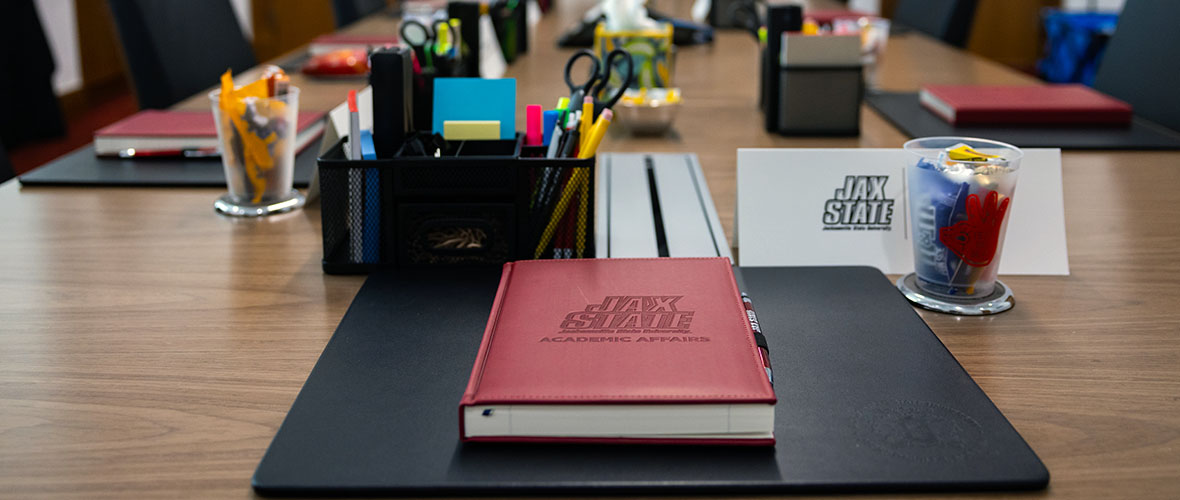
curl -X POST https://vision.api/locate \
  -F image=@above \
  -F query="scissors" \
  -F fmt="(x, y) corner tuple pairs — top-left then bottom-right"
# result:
(400, 19), (453, 69)
(562, 48), (635, 119)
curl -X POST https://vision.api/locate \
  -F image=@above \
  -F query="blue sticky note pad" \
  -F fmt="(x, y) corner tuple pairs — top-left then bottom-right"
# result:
(433, 78), (516, 140)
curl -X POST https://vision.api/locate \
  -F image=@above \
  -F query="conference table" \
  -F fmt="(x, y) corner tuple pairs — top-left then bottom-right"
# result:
(2, 0), (1178, 498)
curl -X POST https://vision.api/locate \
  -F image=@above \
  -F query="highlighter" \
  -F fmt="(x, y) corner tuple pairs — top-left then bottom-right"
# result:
(526, 104), (543, 146)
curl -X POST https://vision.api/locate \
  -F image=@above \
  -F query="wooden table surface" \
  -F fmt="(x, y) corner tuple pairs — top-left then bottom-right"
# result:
(3, 1), (1178, 498)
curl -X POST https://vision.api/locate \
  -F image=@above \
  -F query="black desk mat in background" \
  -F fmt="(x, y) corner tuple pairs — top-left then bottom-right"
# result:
(18, 143), (316, 187)
(867, 91), (1180, 150)
(251, 266), (1048, 495)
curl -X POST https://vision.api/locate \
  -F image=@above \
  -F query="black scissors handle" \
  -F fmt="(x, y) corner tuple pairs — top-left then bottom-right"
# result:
(400, 19), (433, 49)
(563, 49), (600, 105)
(590, 49), (634, 115)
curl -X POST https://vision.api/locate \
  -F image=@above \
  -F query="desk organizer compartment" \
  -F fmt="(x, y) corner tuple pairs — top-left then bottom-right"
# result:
(317, 136), (594, 274)
(760, 30), (863, 136)
(777, 66), (863, 135)
(398, 203), (515, 266)
(520, 146), (596, 261)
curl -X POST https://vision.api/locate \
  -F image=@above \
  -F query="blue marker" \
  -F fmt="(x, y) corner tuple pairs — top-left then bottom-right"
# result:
(541, 110), (558, 147)
(361, 130), (380, 264)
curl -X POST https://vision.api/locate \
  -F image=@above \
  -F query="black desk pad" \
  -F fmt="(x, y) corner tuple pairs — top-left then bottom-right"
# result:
(867, 91), (1180, 150)
(18, 144), (316, 187)
(252, 266), (1048, 495)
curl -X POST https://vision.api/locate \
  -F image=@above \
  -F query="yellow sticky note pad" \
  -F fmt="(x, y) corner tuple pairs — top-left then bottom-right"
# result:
(443, 120), (501, 140)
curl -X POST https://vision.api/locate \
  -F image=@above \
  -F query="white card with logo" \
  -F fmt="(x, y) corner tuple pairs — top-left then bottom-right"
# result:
(736, 148), (1069, 275)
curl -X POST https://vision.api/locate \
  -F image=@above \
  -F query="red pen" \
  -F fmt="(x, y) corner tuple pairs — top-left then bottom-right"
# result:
(741, 293), (774, 385)
(113, 147), (219, 159)
(348, 90), (361, 160)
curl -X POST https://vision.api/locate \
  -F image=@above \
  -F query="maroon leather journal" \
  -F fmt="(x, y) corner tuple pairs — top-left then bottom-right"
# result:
(919, 84), (1133, 126)
(459, 258), (776, 445)
(93, 110), (325, 157)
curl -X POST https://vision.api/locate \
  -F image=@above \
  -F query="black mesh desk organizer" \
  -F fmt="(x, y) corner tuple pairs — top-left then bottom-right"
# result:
(317, 134), (595, 273)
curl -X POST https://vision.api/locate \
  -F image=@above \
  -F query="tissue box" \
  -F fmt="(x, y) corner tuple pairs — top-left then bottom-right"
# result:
(594, 22), (675, 89)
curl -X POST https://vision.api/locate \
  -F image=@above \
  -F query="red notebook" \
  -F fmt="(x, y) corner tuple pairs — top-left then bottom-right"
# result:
(459, 258), (777, 445)
(309, 33), (398, 55)
(918, 84), (1133, 126)
(805, 9), (876, 25)
(93, 110), (326, 158)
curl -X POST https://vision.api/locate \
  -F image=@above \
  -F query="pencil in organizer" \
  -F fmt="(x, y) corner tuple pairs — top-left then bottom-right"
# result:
(578, 109), (612, 159)
(580, 96), (593, 150)
(534, 167), (587, 258)
(576, 165), (589, 257)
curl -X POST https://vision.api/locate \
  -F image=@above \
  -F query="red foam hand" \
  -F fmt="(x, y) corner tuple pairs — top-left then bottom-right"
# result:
(938, 190), (1011, 267)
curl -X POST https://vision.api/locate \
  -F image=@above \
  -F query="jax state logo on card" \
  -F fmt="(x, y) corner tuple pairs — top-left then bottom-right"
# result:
(823, 175), (895, 231)
(539, 296), (709, 343)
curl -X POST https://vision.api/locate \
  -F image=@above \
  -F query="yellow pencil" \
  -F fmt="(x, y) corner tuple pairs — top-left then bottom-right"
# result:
(578, 109), (613, 160)
(534, 168), (587, 258)
(580, 97), (593, 151)
(576, 168), (589, 257)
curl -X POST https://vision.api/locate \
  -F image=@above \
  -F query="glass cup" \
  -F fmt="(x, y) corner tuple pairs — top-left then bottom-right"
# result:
(898, 136), (1022, 315)
(209, 86), (306, 217)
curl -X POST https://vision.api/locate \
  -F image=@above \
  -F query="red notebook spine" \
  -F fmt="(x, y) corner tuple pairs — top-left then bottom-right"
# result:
(954, 109), (1132, 126)
(458, 261), (515, 440)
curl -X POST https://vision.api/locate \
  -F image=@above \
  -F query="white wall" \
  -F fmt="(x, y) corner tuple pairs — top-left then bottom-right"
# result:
(847, 0), (880, 16)
(229, 0), (254, 39)
(33, 0), (83, 95)
(32, 0), (254, 97)
(1062, 0), (1126, 12)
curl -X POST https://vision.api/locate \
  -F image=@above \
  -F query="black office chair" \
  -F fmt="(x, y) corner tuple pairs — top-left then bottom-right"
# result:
(891, 0), (979, 48)
(1092, 0), (1180, 132)
(0, 141), (14, 184)
(0, 0), (66, 148)
(332, 0), (388, 28)
(108, 0), (257, 109)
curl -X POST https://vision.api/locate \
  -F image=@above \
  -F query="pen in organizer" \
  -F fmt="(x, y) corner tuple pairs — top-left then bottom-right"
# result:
(546, 97), (570, 158)
(559, 110), (581, 158)
(348, 90), (361, 160)
(741, 292), (774, 385)
(535, 108), (609, 257)
(347, 90), (364, 263)
(559, 126), (580, 159)
(556, 110), (575, 155)
(534, 98), (567, 212)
